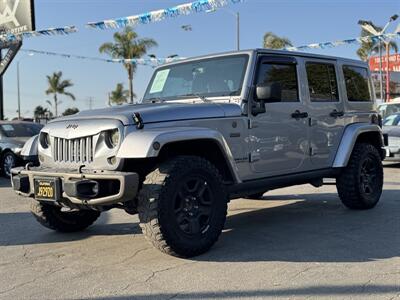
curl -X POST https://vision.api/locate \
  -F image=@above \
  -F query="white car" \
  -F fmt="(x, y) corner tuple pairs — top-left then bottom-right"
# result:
(383, 113), (400, 160)
(378, 101), (400, 119)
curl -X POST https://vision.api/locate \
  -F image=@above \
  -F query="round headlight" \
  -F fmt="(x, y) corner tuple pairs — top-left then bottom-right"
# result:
(39, 132), (50, 149)
(106, 129), (120, 148)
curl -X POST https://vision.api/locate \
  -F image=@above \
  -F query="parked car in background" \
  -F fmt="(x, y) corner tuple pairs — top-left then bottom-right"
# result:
(383, 113), (400, 161)
(378, 101), (400, 119)
(0, 121), (43, 178)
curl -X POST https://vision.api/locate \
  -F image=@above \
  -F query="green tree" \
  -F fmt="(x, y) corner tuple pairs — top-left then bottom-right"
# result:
(99, 27), (157, 104)
(62, 107), (79, 116)
(263, 32), (293, 49)
(357, 22), (398, 61)
(33, 106), (51, 119)
(45, 72), (75, 117)
(109, 83), (130, 106)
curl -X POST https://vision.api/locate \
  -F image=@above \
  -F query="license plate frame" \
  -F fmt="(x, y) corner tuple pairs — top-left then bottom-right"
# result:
(34, 177), (61, 201)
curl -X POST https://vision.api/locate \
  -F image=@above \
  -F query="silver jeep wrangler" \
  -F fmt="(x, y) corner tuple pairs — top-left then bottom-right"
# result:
(12, 49), (386, 257)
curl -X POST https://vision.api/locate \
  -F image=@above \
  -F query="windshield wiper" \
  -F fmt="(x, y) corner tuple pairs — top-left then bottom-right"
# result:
(144, 97), (165, 103)
(182, 93), (210, 103)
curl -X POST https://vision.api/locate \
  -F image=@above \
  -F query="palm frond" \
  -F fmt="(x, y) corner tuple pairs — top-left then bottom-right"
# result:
(63, 92), (76, 101)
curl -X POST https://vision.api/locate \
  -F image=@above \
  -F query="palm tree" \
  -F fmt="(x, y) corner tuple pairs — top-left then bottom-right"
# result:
(263, 32), (293, 49)
(109, 83), (131, 106)
(357, 22), (398, 61)
(45, 72), (75, 117)
(34, 106), (47, 119)
(99, 27), (157, 104)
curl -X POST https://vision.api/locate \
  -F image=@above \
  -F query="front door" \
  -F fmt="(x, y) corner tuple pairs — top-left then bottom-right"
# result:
(303, 59), (345, 168)
(249, 55), (309, 177)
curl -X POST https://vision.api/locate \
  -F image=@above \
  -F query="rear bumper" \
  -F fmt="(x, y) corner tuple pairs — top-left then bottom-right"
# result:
(11, 166), (139, 206)
(385, 146), (400, 160)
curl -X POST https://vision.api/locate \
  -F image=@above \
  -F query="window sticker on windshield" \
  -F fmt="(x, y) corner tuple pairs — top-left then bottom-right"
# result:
(1, 125), (14, 131)
(150, 69), (170, 93)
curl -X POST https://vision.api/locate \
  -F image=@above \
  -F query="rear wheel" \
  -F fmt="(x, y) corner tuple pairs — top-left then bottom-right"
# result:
(138, 156), (228, 257)
(336, 143), (383, 210)
(31, 201), (100, 232)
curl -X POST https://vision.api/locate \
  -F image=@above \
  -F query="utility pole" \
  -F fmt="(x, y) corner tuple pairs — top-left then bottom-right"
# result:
(17, 61), (21, 119)
(87, 97), (94, 110)
(0, 49), (3, 120)
(385, 44), (390, 102)
(378, 41), (384, 100)
(358, 14), (398, 102)
(236, 12), (240, 51)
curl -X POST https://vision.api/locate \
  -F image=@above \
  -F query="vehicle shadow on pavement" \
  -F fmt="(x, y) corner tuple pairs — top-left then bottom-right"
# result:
(198, 189), (400, 263)
(0, 178), (11, 188)
(0, 212), (142, 247)
(79, 285), (400, 300)
(1, 190), (399, 264)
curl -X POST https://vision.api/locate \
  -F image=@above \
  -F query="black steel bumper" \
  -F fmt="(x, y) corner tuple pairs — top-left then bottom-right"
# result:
(11, 166), (139, 206)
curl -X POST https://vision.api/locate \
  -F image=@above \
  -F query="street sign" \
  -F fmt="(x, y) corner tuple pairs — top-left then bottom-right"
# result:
(0, 41), (21, 76)
(0, 1), (35, 120)
(0, 0), (35, 34)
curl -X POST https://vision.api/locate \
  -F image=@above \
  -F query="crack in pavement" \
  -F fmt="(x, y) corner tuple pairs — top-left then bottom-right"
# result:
(119, 261), (196, 293)
(0, 266), (67, 295)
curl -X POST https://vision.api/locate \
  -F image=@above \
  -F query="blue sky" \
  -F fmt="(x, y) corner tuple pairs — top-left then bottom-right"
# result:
(3, 0), (400, 118)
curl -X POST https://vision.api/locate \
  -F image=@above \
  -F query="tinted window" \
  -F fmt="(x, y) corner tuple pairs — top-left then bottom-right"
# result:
(306, 63), (339, 102)
(256, 62), (299, 102)
(343, 66), (371, 102)
(0, 123), (42, 138)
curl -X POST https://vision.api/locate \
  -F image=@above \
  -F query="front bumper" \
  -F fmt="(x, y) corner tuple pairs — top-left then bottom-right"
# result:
(11, 166), (139, 206)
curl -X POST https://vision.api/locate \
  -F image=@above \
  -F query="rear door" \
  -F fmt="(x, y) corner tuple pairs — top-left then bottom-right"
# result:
(303, 59), (345, 168)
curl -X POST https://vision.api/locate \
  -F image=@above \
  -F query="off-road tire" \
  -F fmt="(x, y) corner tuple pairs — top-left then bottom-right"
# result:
(31, 201), (101, 232)
(336, 143), (383, 210)
(137, 156), (228, 258)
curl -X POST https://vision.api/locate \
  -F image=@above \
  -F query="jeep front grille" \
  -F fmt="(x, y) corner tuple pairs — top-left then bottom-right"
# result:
(53, 136), (94, 163)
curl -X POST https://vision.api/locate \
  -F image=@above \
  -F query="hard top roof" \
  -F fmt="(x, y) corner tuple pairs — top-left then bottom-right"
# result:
(163, 48), (367, 67)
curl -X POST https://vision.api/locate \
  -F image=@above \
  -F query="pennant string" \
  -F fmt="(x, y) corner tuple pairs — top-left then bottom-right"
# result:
(0, 26), (77, 45)
(19, 48), (185, 66)
(87, 0), (244, 30)
(284, 33), (400, 51)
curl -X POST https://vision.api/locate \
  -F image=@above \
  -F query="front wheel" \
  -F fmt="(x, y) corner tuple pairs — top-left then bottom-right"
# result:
(336, 143), (383, 210)
(31, 201), (101, 232)
(1, 152), (17, 178)
(138, 156), (228, 257)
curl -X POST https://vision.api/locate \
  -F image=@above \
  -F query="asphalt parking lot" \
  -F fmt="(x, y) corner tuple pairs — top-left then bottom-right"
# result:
(0, 163), (399, 300)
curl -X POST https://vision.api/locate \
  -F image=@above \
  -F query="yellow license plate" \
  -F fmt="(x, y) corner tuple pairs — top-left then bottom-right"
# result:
(34, 178), (60, 201)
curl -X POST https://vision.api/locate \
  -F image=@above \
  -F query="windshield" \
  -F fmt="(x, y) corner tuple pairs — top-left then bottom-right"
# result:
(378, 103), (400, 118)
(383, 114), (400, 126)
(0, 123), (43, 138)
(143, 54), (249, 102)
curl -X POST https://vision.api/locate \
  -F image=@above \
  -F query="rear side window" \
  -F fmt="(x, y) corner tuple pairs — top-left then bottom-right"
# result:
(306, 63), (339, 102)
(256, 63), (299, 102)
(343, 66), (371, 102)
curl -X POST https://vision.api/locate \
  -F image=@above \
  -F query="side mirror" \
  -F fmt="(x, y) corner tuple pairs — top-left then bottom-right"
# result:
(256, 84), (272, 101)
(255, 83), (282, 103)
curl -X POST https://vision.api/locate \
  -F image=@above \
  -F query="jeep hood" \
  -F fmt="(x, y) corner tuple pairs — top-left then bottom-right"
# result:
(53, 102), (242, 125)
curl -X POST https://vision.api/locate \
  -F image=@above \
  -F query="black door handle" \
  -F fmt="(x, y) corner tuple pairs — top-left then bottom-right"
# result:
(330, 110), (344, 118)
(291, 110), (309, 119)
